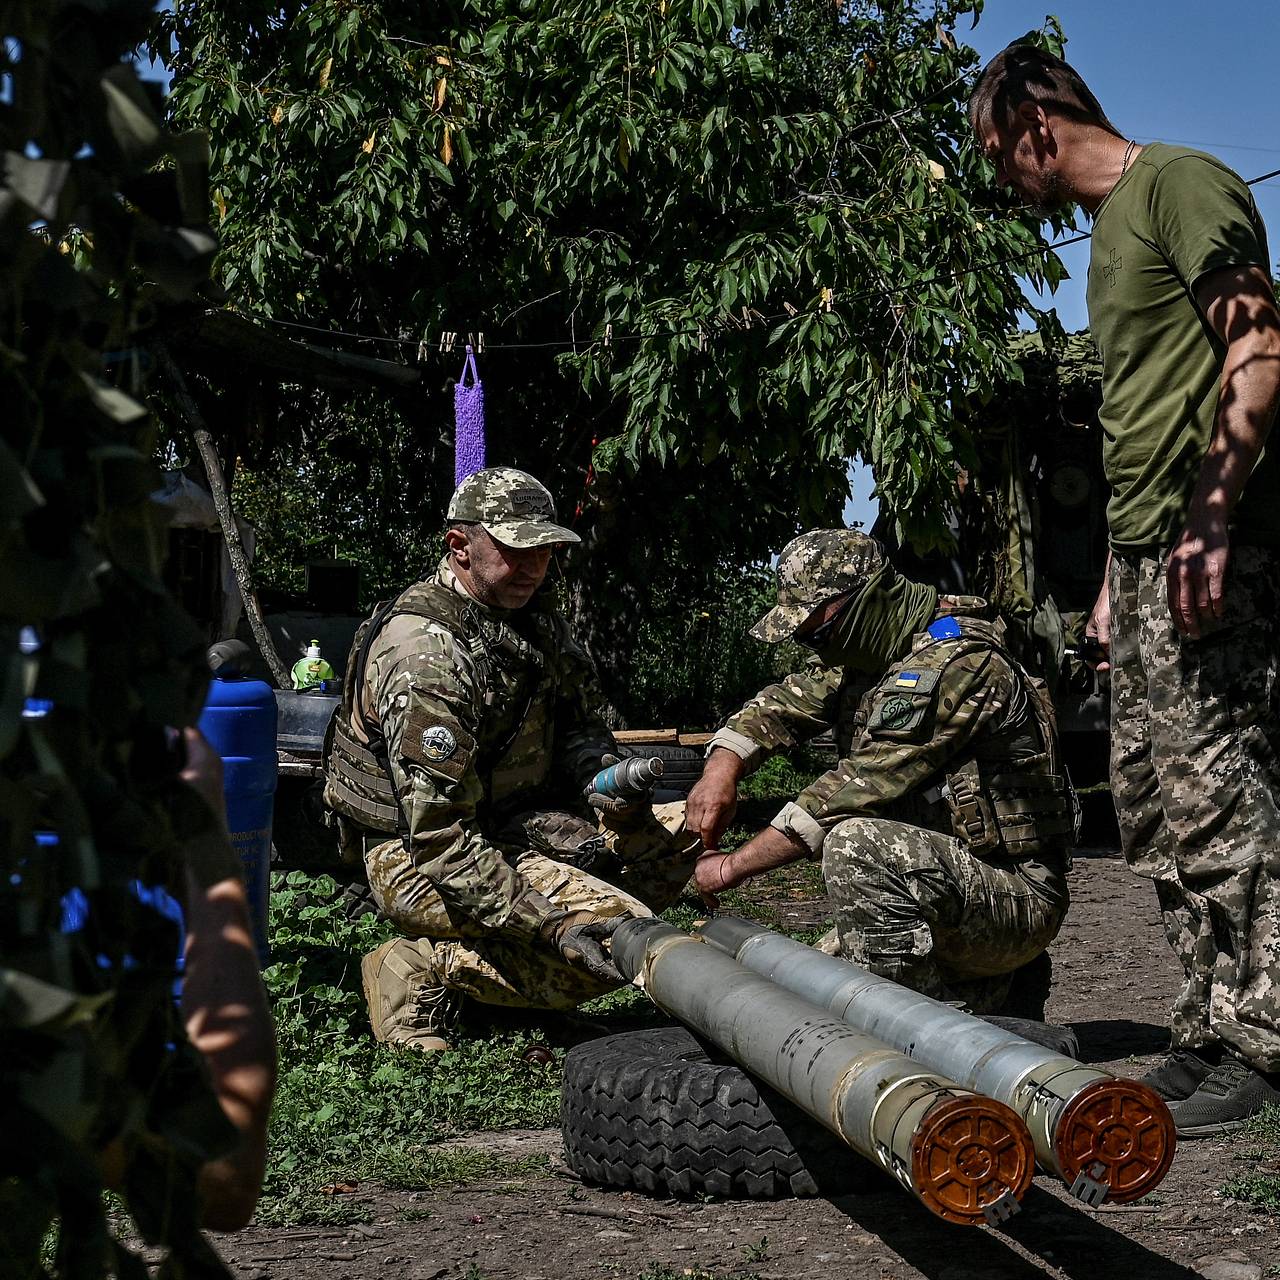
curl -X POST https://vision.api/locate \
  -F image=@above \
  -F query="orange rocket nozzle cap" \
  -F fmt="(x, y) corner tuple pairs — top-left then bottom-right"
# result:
(911, 1093), (1036, 1226)
(1055, 1077), (1176, 1205)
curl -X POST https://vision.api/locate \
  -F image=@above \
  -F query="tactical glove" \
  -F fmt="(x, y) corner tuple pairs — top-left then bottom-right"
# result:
(585, 754), (650, 822)
(541, 911), (628, 984)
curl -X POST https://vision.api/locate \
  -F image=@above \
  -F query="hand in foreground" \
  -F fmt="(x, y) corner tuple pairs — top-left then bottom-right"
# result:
(178, 727), (244, 889)
(685, 751), (740, 848)
(179, 726), (228, 827)
(544, 912), (627, 984)
(1084, 579), (1112, 673)
(1167, 521), (1230, 639)
(585, 753), (647, 818)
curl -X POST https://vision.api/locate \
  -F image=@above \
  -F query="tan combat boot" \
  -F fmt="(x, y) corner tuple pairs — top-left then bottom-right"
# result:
(361, 937), (460, 1053)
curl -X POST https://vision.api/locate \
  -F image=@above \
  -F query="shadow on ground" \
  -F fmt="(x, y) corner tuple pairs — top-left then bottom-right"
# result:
(829, 1183), (1199, 1280)
(1069, 1018), (1169, 1063)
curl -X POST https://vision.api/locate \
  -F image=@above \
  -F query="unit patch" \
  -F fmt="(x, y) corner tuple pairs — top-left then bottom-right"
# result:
(421, 724), (457, 761)
(877, 696), (918, 730)
(868, 666), (941, 740)
(403, 708), (475, 781)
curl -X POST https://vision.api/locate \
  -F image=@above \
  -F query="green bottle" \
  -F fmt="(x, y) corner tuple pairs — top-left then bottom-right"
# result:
(292, 639), (336, 691)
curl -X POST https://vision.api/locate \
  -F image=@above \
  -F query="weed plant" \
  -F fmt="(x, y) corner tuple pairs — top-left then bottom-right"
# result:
(1223, 1104), (1280, 1212)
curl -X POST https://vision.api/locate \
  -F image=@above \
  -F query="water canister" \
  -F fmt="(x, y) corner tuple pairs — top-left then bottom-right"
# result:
(199, 664), (277, 964)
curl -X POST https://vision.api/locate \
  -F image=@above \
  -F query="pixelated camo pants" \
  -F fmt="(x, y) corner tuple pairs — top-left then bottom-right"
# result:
(822, 816), (1068, 1013)
(1110, 547), (1280, 1070)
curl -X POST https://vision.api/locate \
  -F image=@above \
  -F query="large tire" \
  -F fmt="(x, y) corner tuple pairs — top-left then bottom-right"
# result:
(560, 1026), (874, 1199)
(615, 744), (704, 798)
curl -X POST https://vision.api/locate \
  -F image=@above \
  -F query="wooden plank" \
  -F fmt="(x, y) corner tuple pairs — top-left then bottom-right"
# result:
(613, 729), (715, 749)
(614, 728), (680, 745)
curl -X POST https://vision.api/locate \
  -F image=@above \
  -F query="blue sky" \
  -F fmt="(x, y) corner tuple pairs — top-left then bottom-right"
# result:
(847, 0), (1280, 530)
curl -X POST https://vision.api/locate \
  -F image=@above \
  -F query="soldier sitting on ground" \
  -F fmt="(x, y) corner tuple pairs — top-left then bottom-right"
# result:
(323, 467), (700, 1051)
(686, 529), (1075, 1038)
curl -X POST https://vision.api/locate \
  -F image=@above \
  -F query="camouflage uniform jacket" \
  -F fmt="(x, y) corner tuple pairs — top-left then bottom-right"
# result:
(324, 558), (615, 939)
(711, 598), (1072, 859)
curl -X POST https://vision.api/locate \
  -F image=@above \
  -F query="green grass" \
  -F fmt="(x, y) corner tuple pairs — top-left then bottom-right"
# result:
(260, 874), (566, 1223)
(1222, 1104), (1280, 1211)
(260, 755), (824, 1224)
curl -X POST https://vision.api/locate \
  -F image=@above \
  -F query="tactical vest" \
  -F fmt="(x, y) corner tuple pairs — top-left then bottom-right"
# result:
(322, 576), (560, 842)
(883, 621), (1075, 861)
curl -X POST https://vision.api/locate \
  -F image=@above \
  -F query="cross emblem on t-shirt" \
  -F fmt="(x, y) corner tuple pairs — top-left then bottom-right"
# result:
(1102, 247), (1123, 287)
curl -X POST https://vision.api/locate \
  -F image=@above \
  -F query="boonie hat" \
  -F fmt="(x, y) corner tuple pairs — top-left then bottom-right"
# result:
(447, 467), (580, 548)
(750, 528), (886, 642)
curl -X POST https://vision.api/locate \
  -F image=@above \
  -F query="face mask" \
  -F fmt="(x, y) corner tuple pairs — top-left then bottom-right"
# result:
(809, 565), (938, 674)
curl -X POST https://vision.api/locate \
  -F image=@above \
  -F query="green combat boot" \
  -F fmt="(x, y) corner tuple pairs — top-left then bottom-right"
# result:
(361, 938), (461, 1052)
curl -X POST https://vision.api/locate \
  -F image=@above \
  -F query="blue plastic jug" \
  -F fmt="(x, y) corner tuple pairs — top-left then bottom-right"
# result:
(199, 673), (277, 963)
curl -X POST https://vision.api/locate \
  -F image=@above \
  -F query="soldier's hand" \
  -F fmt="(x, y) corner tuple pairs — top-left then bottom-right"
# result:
(1167, 519), (1230, 640)
(586, 754), (649, 820)
(1084, 579), (1112, 673)
(542, 911), (627, 984)
(686, 750), (742, 848)
(176, 727), (245, 890)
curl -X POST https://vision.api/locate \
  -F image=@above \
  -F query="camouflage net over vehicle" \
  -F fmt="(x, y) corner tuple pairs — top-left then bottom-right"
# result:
(956, 331), (1105, 683)
(1, 4), (236, 1275)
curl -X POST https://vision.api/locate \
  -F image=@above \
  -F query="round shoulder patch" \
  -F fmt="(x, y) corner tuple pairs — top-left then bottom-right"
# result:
(421, 724), (458, 762)
(877, 696), (917, 730)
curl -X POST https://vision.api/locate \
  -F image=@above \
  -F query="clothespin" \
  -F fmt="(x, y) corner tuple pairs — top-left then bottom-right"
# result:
(783, 302), (799, 317)
(603, 323), (613, 348)
(820, 286), (835, 313)
(466, 331), (485, 354)
(438, 330), (458, 354)
(417, 331), (430, 363)
(697, 326), (707, 351)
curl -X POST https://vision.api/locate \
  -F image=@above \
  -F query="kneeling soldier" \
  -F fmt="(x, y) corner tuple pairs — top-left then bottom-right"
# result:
(324, 467), (699, 1050)
(687, 529), (1073, 1024)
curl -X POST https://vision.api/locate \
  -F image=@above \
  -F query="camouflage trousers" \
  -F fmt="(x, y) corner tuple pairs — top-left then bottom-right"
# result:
(823, 816), (1069, 1013)
(1110, 547), (1280, 1070)
(364, 802), (699, 1011)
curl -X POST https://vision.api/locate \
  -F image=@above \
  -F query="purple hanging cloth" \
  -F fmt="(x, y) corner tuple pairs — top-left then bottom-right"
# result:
(454, 345), (486, 486)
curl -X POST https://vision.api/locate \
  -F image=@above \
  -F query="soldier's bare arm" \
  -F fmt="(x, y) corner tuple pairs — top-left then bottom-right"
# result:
(1169, 265), (1280, 638)
(177, 728), (277, 1231)
(694, 825), (804, 909)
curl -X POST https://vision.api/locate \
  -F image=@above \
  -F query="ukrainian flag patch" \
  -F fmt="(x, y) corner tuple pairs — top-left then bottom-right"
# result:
(895, 671), (921, 688)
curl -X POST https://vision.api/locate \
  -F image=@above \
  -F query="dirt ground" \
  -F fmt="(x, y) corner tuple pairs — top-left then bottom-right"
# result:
(213, 852), (1276, 1280)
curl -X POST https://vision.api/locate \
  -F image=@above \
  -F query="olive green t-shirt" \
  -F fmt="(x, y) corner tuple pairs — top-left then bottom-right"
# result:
(1086, 143), (1276, 550)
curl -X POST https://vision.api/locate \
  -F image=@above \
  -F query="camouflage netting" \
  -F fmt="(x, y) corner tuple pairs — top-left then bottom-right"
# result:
(1, 4), (237, 1276)
(955, 331), (1105, 681)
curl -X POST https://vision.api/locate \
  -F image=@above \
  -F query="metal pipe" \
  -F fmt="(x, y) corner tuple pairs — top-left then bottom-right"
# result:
(697, 916), (1175, 1205)
(612, 917), (1034, 1226)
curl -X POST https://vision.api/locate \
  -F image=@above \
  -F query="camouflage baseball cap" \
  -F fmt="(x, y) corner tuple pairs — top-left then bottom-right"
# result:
(446, 467), (581, 548)
(750, 529), (887, 642)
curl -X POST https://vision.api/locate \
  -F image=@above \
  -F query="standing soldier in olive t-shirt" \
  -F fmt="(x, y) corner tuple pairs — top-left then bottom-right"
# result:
(971, 43), (1280, 1134)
